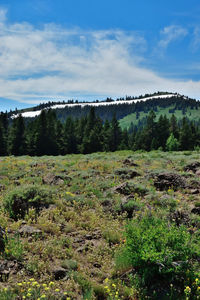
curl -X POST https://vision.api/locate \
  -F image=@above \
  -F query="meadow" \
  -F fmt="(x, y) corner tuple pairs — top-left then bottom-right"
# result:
(0, 150), (199, 299)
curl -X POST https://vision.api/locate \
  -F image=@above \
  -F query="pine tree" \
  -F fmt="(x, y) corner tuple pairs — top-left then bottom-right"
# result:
(64, 117), (77, 154)
(34, 110), (49, 156)
(109, 114), (122, 151)
(179, 117), (193, 150)
(169, 114), (179, 139)
(8, 114), (26, 155)
(156, 115), (169, 150)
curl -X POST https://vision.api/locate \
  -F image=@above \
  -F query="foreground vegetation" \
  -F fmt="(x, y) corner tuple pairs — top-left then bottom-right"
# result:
(0, 150), (199, 299)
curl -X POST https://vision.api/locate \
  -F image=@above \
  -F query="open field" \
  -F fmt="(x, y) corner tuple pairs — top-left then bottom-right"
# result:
(0, 151), (199, 299)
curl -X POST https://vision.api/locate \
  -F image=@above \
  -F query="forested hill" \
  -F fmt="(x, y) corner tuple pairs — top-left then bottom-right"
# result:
(9, 92), (200, 123)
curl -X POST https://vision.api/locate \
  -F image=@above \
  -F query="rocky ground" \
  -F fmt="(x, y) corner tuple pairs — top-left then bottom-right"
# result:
(0, 150), (199, 299)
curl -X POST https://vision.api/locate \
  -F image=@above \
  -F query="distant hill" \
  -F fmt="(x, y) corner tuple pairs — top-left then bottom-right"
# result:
(10, 92), (200, 130)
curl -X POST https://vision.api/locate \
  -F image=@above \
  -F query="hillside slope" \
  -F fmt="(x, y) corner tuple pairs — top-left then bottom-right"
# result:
(0, 151), (199, 299)
(10, 92), (200, 125)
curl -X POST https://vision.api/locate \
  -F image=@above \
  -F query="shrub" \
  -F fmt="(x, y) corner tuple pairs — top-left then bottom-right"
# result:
(115, 215), (198, 289)
(166, 133), (179, 151)
(3, 234), (23, 261)
(3, 185), (54, 220)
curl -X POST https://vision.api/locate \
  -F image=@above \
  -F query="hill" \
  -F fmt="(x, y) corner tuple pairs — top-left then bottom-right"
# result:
(10, 92), (200, 128)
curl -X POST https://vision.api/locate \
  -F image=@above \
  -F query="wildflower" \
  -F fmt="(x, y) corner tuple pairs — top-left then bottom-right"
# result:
(44, 287), (50, 291)
(32, 281), (38, 286)
(49, 281), (55, 286)
(41, 295), (46, 299)
(42, 283), (47, 287)
(184, 286), (191, 293)
(28, 288), (32, 292)
(27, 293), (32, 297)
(22, 297), (26, 299)
(112, 283), (116, 288)
(104, 278), (109, 283)
(30, 278), (35, 282)
(55, 288), (60, 292)
(17, 283), (23, 286)
(4, 288), (8, 292)
(195, 278), (199, 284)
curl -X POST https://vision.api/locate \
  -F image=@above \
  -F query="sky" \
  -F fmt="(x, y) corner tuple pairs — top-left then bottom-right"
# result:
(1, 0), (200, 111)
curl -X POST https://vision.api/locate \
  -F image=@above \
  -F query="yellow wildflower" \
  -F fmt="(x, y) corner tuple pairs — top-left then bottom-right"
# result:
(17, 283), (23, 286)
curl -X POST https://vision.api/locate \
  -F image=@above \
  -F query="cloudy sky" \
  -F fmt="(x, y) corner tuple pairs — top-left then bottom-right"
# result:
(0, 0), (200, 111)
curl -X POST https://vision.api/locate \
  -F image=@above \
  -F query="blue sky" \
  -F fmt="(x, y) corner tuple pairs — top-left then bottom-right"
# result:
(0, 0), (200, 111)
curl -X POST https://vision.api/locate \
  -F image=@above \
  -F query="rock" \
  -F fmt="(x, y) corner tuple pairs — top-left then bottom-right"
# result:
(0, 226), (5, 252)
(170, 210), (190, 226)
(18, 225), (42, 236)
(113, 182), (133, 195)
(184, 161), (200, 173)
(42, 174), (65, 185)
(0, 260), (23, 282)
(153, 173), (186, 191)
(93, 263), (101, 268)
(123, 159), (138, 167)
(115, 168), (140, 179)
(52, 267), (67, 280)
(196, 169), (200, 176)
(101, 199), (112, 207)
(113, 182), (147, 196)
(190, 189), (200, 194)
(191, 207), (200, 215)
(76, 244), (89, 253)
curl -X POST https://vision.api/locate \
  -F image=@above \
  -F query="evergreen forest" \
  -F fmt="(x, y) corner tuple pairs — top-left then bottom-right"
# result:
(1, 105), (200, 156)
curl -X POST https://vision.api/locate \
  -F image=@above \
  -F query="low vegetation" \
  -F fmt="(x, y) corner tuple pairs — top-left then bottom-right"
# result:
(0, 150), (199, 299)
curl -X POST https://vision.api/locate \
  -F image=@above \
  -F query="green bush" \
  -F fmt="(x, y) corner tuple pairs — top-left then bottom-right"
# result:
(3, 234), (23, 261)
(4, 185), (54, 220)
(116, 215), (198, 288)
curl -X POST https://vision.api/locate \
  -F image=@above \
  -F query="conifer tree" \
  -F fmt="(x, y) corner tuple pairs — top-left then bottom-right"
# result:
(64, 117), (77, 154)
(109, 114), (122, 151)
(34, 110), (49, 156)
(8, 114), (26, 155)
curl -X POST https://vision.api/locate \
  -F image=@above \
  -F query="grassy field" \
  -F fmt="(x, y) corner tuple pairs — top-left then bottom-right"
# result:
(119, 106), (200, 129)
(0, 151), (199, 299)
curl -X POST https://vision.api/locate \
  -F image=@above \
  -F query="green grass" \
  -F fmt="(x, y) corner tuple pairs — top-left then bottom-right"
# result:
(120, 105), (200, 129)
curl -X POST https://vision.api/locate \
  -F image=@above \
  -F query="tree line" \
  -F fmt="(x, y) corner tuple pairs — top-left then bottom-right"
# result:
(0, 108), (200, 156)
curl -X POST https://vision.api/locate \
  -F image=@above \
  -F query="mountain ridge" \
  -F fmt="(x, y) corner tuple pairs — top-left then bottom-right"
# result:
(10, 92), (190, 119)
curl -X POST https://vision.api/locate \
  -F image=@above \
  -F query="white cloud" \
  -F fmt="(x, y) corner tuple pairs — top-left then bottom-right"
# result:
(158, 25), (188, 49)
(0, 10), (199, 104)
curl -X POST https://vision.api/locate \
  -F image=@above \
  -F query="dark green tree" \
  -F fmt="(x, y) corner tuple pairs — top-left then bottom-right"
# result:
(8, 114), (26, 155)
